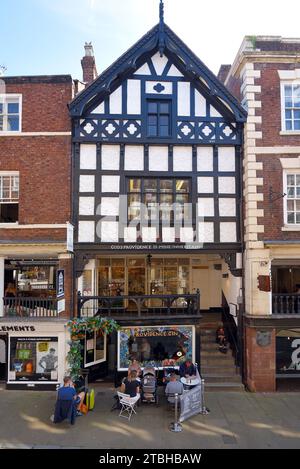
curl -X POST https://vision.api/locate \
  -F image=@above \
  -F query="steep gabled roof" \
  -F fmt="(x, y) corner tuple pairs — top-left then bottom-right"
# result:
(69, 23), (247, 123)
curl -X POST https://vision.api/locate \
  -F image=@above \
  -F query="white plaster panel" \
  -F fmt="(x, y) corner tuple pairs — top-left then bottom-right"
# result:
(124, 227), (137, 242)
(79, 197), (95, 216)
(162, 227), (175, 243)
(180, 227), (194, 243)
(197, 146), (213, 172)
(109, 86), (122, 114)
(198, 222), (214, 243)
(124, 145), (144, 171)
(167, 65), (183, 77)
(142, 227), (157, 242)
(101, 221), (119, 242)
(78, 221), (95, 243)
(210, 105), (222, 117)
(80, 175), (95, 193)
(80, 144), (97, 170)
(149, 146), (168, 171)
(145, 81), (173, 94)
(127, 80), (141, 114)
(101, 145), (120, 170)
(198, 198), (214, 217)
(219, 198), (236, 217)
(218, 177), (236, 194)
(177, 82), (190, 116)
(195, 90), (206, 116)
(101, 176), (120, 193)
(173, 146), (192, 172)
(198, 177), (214, 194)
(151, 52), (168, 75)
(218, 147), (235, 172)
(220, 222), (237, 243)
(100, 197), (119, 216)
(91, 102), (104, 114)
(134, 63), (151, 75)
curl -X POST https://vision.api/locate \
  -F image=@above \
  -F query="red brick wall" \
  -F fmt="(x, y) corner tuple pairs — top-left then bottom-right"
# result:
(4, 81), (72, 133)
(255, 63), (300, 147)
(0, 228), (66, 241)
(245, 327), (276, 392)
(256, 154), (300, 241)
(0, 136), (71, 229)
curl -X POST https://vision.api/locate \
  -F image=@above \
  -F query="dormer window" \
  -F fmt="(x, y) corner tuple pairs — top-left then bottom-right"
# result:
(147, 100), (171, 137)
(0, 95), (22, 132)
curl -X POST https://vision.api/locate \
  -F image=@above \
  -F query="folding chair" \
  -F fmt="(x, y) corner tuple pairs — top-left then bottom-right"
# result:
(117, 392), (140, 421)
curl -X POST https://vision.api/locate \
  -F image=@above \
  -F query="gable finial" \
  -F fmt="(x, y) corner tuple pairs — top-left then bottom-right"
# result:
(158, 0), (165, 57)
(159, 0), (164, 24)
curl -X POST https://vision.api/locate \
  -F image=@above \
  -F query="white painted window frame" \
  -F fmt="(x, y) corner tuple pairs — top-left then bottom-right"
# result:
(283, 169), (300, 226)
(280, 82), (300, 132)
(84, 331), (107, 368)
(0, 171), (20, 226)
(0, 94), (22, 133)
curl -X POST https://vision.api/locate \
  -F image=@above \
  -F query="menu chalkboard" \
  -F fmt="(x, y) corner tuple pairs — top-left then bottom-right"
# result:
(179, 383), (202, 423)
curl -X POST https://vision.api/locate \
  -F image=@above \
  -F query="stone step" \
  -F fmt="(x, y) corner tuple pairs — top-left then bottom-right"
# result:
(204, 382), (245, 392)
(201, 350), (235, 358)
(202, 375), (242, 384)
(201, 343), (222, 350)
(201, 365), (239, 374)
(201, 357), (236, 366)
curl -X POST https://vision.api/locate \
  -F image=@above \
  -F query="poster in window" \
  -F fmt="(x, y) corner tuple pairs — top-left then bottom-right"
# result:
(276, 329), (300, 375)
(9, 337), (58, 382)
(118, 325), (194, 370)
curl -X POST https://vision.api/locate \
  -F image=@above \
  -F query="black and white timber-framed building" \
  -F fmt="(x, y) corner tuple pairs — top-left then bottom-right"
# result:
(69, 2), (247, 379)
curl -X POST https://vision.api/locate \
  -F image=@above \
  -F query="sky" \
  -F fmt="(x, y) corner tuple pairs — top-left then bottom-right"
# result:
(1, 0), (300, 79)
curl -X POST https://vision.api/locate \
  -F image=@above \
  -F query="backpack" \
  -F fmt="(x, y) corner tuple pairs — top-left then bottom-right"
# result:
(85, 388), (95, 410)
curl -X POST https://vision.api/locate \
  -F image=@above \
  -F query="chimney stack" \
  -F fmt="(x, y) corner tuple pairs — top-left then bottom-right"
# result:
(81, 42), (98, 85)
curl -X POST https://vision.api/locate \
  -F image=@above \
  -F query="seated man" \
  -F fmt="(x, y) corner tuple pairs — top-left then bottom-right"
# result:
(216, 326), (228, 353)
(165, 373), (184, 404)
(127, 358), (142, 380)
(179, 359), (196, 378)
(54, 376), (81, 424)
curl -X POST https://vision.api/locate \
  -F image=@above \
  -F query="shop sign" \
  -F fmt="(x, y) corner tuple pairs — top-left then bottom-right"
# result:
(57, 269), (65, 298)
(179, 372), (202, 423)
(276, 330), (300, 375)
(118, 325), (194, 370)
(0, 325), (36, 332)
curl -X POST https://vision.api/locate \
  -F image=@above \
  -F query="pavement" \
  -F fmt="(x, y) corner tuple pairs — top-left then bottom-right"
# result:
(1, 382), (300, 449)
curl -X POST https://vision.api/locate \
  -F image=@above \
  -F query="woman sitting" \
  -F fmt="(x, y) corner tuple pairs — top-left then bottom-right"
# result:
(121, 370), (140, 398)
(216, 326), (228, 353)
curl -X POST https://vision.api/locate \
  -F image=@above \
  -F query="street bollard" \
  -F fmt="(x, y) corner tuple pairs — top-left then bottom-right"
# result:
(169, 393), (183, 432)
(200, 378), (210, 415)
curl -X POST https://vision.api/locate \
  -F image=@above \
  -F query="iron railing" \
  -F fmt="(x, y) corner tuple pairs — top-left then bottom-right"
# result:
(273, 294), (300, 315)
(3, 297), (58, 318)
(78, 291), (201, 319)
(221, 306), (240, 370)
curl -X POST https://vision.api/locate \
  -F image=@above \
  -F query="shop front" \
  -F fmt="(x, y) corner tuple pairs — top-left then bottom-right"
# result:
(118, 325), (195, 371)
(0, 321), (69, 389)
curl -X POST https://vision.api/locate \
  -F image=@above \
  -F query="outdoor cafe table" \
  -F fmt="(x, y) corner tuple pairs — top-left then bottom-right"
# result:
(180, 376), (201, 387)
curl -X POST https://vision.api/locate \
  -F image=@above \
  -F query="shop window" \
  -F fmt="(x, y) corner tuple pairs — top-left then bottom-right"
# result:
(127, 178), (191, 224)
(9, 337), (58, 382)
(281, 83), (300, 131)
(147, 100), (171, 137)
(16, 264), (56, 296)
(85, 330), (106, 367)
(118, 325), (194, 370)
(276, 330), (300, 376)
(0, 174), (19, 223)
(0, 95), (21, 132)
(98, 258), (125, 297)
(286, 174), (300, 224)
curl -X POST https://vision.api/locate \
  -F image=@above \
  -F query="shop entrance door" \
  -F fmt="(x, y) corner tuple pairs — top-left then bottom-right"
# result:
(0, 335), (7, 381)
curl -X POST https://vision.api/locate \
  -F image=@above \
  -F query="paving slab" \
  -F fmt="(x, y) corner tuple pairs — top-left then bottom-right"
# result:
(1, 384), (300, 449)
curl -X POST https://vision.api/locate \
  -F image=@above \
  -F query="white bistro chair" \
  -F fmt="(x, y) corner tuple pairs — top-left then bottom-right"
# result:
(117, 392), (140, 421)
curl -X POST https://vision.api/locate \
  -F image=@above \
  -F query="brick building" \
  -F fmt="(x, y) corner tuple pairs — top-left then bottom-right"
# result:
(222, 36), (300, 391)
(0, 75), (74, 389)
